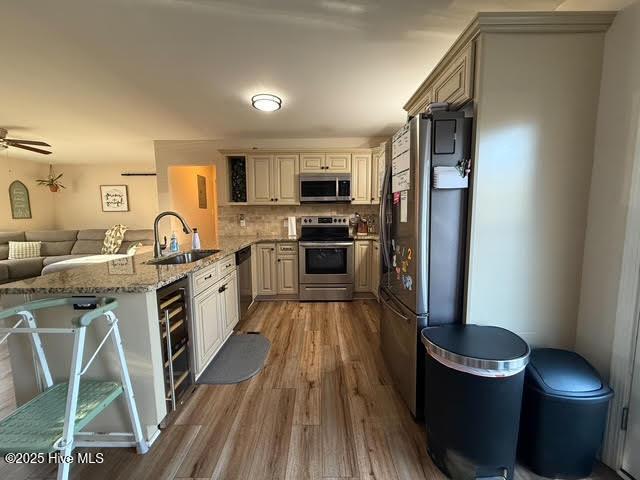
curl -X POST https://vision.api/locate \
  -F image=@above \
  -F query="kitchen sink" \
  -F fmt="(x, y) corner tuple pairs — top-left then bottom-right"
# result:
(146, 249), (220, 265)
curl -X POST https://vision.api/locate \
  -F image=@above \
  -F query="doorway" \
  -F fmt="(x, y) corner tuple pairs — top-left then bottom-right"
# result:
(167, 165), (218, 246)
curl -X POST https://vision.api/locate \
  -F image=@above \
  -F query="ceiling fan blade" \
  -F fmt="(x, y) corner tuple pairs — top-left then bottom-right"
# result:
(10, 143), (52, 155)
(5, 139), (51, 147)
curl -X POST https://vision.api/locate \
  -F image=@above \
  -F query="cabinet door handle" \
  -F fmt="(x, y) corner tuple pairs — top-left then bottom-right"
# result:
(277, 259), (281, 262)
(219, 285), (227, 293)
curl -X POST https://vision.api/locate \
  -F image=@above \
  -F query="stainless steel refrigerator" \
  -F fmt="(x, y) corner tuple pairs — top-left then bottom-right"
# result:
(379, 110), (472, 418)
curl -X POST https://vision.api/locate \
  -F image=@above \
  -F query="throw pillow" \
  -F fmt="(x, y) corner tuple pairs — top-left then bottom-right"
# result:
(8, 241), (42, 260)
(102, 224), (128, 254)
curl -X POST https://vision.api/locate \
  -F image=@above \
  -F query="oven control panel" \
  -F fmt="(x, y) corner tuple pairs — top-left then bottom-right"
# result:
(301, 216), (350, 225)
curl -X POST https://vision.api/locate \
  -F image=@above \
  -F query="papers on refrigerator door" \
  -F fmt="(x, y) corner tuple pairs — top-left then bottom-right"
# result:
(392, 170), (410, 193)
(400, 191), (408, 223)
(391, 124), (411, 193)
(392, 150), (410, 176)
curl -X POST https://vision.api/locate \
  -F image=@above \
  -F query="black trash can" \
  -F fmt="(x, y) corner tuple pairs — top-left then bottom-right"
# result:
(421, 325), (530, 480)
(518, 348), (614, 479)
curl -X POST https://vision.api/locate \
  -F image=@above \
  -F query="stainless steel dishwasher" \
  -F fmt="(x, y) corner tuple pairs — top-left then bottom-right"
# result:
(236, 246), (253, 321)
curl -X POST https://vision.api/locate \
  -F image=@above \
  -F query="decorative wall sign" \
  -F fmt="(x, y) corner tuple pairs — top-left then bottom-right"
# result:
(9, 180), (32, 219)
(197, 175), (207, 209)
(100, 185), (129, 212)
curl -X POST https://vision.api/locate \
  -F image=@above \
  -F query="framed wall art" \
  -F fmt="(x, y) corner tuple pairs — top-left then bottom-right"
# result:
(9, 180), (32, 219)
(100, 185), (129, 212)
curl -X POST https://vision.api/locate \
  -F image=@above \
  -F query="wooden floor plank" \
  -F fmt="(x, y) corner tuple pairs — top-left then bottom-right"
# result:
(247, 388), (296, 479)
(321, 345), (358, 478)
(285, 425), (322, 480)
(174, 384), (248, 478)
(0, 301), (620, 480)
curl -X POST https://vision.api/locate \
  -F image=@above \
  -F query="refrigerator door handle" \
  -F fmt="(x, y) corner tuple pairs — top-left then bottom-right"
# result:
(379, 167), (392, 272)
(380, 290), (408, 321)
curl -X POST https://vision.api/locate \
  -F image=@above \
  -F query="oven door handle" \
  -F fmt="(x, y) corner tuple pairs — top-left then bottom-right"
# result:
(300, 241), (354, 247)
(380, 290), (409, 321)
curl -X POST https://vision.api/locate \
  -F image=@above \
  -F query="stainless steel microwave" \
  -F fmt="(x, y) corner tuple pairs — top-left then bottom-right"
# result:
(299, 174), (351, 203)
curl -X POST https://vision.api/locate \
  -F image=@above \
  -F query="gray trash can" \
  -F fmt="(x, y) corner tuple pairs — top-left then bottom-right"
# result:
(518, 348), (614, 478)
(421, 325), (530, 480)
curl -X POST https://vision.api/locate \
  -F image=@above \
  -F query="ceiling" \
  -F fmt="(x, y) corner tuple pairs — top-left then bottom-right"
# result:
(0, 0), (631, 165)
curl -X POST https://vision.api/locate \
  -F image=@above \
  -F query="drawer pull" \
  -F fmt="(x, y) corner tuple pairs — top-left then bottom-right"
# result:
(204, 274), (212, 280)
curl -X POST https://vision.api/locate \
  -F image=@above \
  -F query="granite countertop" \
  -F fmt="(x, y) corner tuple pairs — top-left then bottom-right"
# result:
(0, 234), (297, 295)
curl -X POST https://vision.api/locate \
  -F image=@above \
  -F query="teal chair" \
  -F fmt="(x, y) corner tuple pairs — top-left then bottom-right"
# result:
(0, 297), (149, 480)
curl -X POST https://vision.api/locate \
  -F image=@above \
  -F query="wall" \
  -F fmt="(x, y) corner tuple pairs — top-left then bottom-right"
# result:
(576, 1), (640, 379)
(167, 165), (218, 245)
(52, 163), (158, 230)
(218, 204), (378, 237)
(154, 137), (385, 212)
(466, 31), (605, 348)
(0, 156), (56, 231)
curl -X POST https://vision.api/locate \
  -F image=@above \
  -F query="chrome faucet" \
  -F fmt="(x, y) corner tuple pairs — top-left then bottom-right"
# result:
(153, 211), (192, 258)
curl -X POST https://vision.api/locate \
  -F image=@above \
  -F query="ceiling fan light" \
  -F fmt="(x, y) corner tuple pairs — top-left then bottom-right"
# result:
(251, 94), (282, 112)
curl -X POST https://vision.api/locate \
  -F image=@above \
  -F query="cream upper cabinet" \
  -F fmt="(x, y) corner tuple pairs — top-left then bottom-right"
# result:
(248, 154), (298, 204)
(277, 256), (298, 294)
(247, 155), (273, 204)
(355, 240), (372, 292)
(371, 147), (386, 205)
(351, 153), (372, 204)
(256, 243), (277, 296)
(273, 154), (299, 204)
(371, 241), (380, 298)
(325, 153), (351, 173)
(431, 42), (474, 109)
(300, 153), (351, 173)
(300, 153), (326, 173)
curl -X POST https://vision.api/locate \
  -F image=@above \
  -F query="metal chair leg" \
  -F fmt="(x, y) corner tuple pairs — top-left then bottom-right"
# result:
(105, 312), (149, 454)
(57, 327), (86, 480)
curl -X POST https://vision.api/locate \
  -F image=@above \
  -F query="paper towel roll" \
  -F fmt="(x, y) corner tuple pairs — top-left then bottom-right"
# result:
(287, 217), (297, 238)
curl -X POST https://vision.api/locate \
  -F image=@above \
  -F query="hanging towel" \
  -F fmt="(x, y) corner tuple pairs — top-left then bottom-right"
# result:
(102, 224), (128, 254)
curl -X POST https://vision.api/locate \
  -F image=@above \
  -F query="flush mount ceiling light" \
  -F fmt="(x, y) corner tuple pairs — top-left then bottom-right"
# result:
(251, 94), (282, 112)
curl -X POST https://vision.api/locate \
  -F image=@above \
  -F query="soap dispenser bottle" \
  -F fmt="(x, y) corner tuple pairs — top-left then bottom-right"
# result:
(192, 227), (201, 250)
(169, 232), (179, 253)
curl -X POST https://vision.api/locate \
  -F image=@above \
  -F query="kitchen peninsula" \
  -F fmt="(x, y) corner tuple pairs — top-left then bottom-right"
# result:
(0, 234), (297, 444)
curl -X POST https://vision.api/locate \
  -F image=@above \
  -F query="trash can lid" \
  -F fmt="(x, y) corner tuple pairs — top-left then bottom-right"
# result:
(421, 325), (530, 377)
(526, 348), (613, 399)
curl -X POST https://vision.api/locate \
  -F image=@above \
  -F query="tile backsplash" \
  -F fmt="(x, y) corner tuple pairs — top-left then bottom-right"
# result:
(218, 204), (378, 237)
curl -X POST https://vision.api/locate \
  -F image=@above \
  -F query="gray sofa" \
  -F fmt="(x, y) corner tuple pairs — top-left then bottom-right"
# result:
(0, 229), (154, 284)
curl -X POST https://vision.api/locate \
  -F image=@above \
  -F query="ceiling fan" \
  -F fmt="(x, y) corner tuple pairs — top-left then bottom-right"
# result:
(0, 128), (52, 155)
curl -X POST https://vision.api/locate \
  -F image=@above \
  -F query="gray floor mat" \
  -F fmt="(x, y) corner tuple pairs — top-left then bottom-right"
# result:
(196, 333), (271, 384)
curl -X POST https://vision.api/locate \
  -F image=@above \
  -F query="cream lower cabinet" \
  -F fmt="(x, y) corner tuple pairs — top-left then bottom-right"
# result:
(371, 241), (380, 298)
(192, 266), (239, 377)
(277, 255), (298, 294)
(248, 154), (299, 205)
(193, 283), (224, 375)
(221, 271), (239, 337)
(355, 240), (372, 292)
(257, 243), (278, 296)
(257, 242), (299, 297)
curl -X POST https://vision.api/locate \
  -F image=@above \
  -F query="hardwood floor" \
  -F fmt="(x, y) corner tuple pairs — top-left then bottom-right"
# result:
(0, 301), (620, 480)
